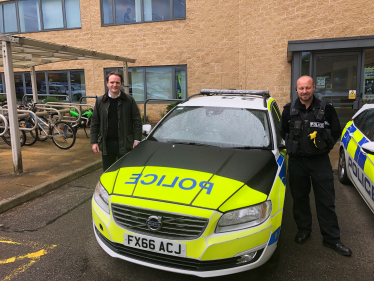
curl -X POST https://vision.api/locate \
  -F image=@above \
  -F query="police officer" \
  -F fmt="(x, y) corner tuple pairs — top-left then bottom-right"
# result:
(280, 75), (352, 256)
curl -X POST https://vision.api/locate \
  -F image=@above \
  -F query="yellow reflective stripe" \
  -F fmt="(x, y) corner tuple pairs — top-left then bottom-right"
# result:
(101, 170), (119, 193)
(341, 127), (347, 141)
(268, 177), (281, 216)
(132, 166), (212, 204)
(202, 212), (221, 236)
(110, 196), (214, 219)
(113, 167), (145, 195)
(271, 210), (283, 231)
(279, 180), (286, 210)
(364, 154), (374, 182)
(92, 203), (111, 240)
(92, 198), (110, 225)
(192, 175), (243, 209)
(201, 226), (271, 260)
(267, 98), (275, 111)
(219, 185), (267, 212)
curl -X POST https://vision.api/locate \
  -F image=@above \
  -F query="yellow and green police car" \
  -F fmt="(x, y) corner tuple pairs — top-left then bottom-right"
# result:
(338, 103), (374, 213)
(92, 89), (287, 277)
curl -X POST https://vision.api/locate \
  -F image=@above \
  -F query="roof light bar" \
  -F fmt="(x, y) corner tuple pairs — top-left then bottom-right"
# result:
(186, 89), (271, 108)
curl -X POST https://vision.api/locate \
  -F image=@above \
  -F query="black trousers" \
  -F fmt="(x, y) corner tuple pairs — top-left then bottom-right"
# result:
(288, 154), (341, 244)
(102, 139), (124, 171)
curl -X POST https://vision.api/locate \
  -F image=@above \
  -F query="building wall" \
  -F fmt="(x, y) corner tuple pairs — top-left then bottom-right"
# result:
(1, 0), (374, 119)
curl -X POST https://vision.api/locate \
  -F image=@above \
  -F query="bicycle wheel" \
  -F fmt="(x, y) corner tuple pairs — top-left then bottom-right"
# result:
(20, 118), (38, 146)
(1, 129), (26, 147)
(51, 121), (76, 149)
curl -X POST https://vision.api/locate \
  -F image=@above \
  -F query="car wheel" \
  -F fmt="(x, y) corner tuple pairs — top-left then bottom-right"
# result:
(338, 148), (351, 185)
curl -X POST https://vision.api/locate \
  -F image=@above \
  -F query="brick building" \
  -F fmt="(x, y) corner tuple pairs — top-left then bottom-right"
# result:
(1, 0), (374, 124)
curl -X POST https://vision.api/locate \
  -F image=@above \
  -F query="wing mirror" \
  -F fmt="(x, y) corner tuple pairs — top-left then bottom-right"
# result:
(362, 142), (374, 155)
(142, 124), (152, 136)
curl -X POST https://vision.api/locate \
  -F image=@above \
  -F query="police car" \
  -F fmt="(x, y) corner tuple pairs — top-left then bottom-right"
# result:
(92, 89), (287, 277)
(338, 103), (374, 214)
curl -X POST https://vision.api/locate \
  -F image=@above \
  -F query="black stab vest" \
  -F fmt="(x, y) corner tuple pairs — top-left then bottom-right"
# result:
(286, 100), (333, 157)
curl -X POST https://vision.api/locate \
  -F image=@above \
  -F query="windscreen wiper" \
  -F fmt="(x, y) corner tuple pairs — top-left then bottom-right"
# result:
(167, 141), (220, 147)
(230, 146), (271, 150)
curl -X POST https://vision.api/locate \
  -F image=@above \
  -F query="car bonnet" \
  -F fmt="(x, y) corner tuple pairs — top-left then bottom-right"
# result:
(101, 140), (278, 211)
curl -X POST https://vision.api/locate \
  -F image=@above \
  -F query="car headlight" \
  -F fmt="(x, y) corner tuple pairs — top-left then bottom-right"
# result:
(216, 201), (272, 233)
(94, 181), (110, 214)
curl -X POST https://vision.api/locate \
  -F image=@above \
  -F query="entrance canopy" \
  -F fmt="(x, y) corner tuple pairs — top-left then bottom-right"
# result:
(0, 34), (135, 68)
(0, 34), (136, 174)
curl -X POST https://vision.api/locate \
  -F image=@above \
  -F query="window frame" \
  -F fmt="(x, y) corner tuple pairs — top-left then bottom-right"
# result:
(0, 69), (85, 103)
(0, 0), (81, 34)
(104, 65), (187, 103)
(270, 101), (282, 147)
(100, 0), (186, 26)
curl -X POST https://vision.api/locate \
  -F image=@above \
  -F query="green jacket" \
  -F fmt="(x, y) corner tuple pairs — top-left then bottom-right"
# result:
(90, 91), (142, 155)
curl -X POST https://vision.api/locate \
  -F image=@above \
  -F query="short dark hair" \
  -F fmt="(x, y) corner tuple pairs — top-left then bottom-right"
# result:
(106, 71), (123, 83)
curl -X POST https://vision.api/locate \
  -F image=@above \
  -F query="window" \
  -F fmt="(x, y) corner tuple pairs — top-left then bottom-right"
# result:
(101, 0), (185, 26)
(151, 107), (271, 148)
(359, 110), (374, 141)
(363, 49), (374, 103)
(0, 70), (85, 103)
(0, 0), (81, 34)
(353, 110), (368, 128)
(104, 65), (187, 102)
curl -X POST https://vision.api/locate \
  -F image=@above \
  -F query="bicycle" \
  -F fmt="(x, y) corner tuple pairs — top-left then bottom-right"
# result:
(68, 107), (92, 138)
(24, 105), (76, 149)
(0, 102), (26, 147)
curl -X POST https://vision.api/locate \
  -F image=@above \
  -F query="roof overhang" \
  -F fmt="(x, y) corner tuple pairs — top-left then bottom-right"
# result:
(0, 35), (136, 68)
(287, 35), (374, 62)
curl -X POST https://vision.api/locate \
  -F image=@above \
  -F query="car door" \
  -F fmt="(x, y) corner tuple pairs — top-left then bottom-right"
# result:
(350, 109), (374, 211)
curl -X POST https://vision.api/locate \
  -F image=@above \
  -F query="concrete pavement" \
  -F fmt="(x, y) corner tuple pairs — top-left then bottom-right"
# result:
(0, 129), (102, 214)
(0, 131), (341, 214)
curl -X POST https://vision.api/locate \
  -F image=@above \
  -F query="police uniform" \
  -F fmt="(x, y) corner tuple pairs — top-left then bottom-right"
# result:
(280, 95), (342, 244)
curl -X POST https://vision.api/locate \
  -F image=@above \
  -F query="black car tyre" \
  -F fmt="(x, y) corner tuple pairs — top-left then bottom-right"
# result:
(338, 148), (351, 184)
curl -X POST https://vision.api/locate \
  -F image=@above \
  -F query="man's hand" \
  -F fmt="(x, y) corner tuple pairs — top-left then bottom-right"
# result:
(133, 141), (140, 148)
(92, 143), (100, 153)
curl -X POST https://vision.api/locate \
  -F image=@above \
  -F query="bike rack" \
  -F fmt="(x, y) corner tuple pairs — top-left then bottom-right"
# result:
(22, 94), (71, 105)
(43, 102), (82, 125)
(0, 108), (38, 132)
(0, 113), (8, 136)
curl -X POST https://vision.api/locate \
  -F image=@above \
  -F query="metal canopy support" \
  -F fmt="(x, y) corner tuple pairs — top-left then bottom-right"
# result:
(2, 40), (23, 174)
(123, 62), (129, 95)
(30, 66), (38, 103)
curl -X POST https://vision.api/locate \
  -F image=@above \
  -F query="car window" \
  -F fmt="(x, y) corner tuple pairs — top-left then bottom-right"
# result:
(360, 109), (374, 141)
(151, 106), (271, 148)
(353, 110), (368, 129)
(271, 102), (282, 146)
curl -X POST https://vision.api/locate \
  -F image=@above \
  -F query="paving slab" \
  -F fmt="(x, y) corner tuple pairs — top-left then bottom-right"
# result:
(0, 129), (102, 213)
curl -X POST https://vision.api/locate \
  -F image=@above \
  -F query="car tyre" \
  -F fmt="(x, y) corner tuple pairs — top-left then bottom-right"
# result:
(338, 148), (351, 185)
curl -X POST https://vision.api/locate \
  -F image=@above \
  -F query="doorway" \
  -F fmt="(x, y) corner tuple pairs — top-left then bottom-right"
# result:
(312, 52), (361, 128)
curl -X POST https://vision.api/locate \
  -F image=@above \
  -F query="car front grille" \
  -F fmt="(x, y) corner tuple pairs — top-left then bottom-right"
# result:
(111, 203), (209, 240)
(95, 227), (264, 272)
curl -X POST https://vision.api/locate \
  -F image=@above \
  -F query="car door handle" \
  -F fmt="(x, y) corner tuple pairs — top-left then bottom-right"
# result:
(360, 148), (367, 155)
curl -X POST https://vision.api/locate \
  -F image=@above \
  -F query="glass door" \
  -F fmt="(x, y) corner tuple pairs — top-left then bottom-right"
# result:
(313, 52), (361, 128)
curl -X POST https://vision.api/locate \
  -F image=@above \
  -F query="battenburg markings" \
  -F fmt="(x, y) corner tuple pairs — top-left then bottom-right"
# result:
(348, 157), (374, 202)
(125, 173), (214, 195)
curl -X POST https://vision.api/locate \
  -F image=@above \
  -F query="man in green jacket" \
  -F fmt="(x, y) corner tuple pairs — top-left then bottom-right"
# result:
(90, 71), (142, 171)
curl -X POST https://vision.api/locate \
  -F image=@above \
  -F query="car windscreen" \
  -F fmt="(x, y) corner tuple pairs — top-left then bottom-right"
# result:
(150, 106), (272, 148)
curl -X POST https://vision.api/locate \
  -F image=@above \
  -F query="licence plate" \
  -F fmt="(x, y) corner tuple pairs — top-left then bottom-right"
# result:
(124, 234), (186, 257)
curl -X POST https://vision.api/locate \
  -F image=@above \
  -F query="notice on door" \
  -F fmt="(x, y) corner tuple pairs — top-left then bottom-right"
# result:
(349, 90), (356, 99)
